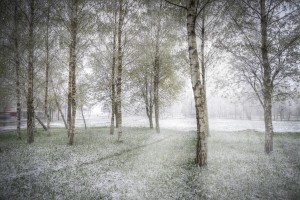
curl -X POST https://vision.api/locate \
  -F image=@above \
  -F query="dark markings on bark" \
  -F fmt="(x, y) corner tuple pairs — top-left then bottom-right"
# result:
(68, 0), (78, 145)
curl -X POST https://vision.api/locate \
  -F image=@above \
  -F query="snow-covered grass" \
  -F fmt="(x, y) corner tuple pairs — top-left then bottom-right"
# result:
(2, 117), (300, 133)
(0, 128), (299, 199)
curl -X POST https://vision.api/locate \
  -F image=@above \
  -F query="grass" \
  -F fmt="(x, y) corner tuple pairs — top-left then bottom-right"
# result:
(0, 127), (299, 199)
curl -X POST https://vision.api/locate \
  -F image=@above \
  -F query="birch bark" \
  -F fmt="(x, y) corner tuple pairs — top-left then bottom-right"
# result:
(116, 0), (125, 142)
(186, 0), (207, 166)
(68, 0), (78, 145)
(200, 9), (209, 136)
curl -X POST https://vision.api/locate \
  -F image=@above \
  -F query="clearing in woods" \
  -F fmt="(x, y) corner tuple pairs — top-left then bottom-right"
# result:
(0, 128), (299, 199)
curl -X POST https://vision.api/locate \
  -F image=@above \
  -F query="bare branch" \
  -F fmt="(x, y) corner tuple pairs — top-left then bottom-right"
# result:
(240, 0), (261, 19)
(164, 0), (187, 10)
(196, 0), (211, 19)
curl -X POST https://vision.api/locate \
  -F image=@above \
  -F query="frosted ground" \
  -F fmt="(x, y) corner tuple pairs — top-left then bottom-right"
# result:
(50, 115), (300, 132)
(1, 116), (299, 133)
(0, 126), (299, 199)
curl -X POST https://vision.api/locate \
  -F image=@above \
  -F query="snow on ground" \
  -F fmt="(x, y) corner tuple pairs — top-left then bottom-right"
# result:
(0, 127), (299, 199)
(49, 116), (300, 132)
(1, 116), (299, 133)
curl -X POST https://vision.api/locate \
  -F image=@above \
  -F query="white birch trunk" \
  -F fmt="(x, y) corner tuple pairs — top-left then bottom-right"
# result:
(186, 0), (208, 166)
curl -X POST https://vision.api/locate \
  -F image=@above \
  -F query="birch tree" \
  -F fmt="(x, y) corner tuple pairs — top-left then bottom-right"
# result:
(195, 2), (224, 136)
(116, 0), (125, 142)
(110, 1), (118, 135)
(221, 0), (300, 153)
(26, 0), (35, 144)
(166, 0), (209, 166)
(14, 0), (22, 140)
(153, 0), (163, 133)
(67, 0), (78, 145)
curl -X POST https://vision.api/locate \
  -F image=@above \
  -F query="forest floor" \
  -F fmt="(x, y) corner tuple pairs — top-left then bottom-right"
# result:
(0, 128), (299, 199)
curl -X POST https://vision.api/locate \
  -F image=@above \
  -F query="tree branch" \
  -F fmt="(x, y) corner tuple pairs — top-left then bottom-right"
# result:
(196, 0), (211, 19)
(164, 0), (187, 10)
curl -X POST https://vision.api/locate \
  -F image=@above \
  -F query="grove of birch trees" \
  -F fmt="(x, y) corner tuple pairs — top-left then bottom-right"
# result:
(0, 0), (299, 167)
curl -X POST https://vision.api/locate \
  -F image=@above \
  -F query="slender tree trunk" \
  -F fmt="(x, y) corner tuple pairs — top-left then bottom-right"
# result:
(116, 0), (124, 142)
(33, 106), (37, 134)
(45, 1), (50, 135)
(110, 10), (117, 135)
(52, 84), (67, 129)
(68, 0), (78, 145)
(67, 58), (73, 136)
(81, 106), (86, 130)
(14, 0), (21, 140)
(27, 0), (35, 144)
(144, 75), (154, 129)
(67, 58), (72, 136)
(148, 103), (153, 129)
(149, 75), (154, 129)
(260, 0), (273, 154)
(115, 104), (118, 128)
(186, 0), (208, 166)
(154, 0), (162, 134)
(200, 9), (209, 136)
(57, 102), (67, 129)
(35, 115), (47, 131)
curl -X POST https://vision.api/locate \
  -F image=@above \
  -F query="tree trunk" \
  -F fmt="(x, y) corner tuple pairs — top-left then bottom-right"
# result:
(67, 60), (72, 136)
(149, 77), (154, 129)
(260, 0), (273, 154)
(33, 106), (37, 134)
(110, 9), (117, 135)
(52, 85), (67, 129)
(186, 0), (208, 166)
(27, 0), (35, 144)
(200, 8), (209, 137)
(14, 0), (21, 140)
(57, 102), (67, 129)
(81, 106), (87, 130)
(144, 75), (154, 129)
(45, 1), (50, 135)
(116, 0), (124, 142)
(154, 0), (162, 134)
(115, 104), (118, 128)
(148, 106), (153, 129)
(35, 115), (47, 131)
(68, 0), (78, 145)
(67, 55), (73, 136)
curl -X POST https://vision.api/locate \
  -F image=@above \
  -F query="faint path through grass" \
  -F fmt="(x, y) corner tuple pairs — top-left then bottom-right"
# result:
(0, 128), (299, 199)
